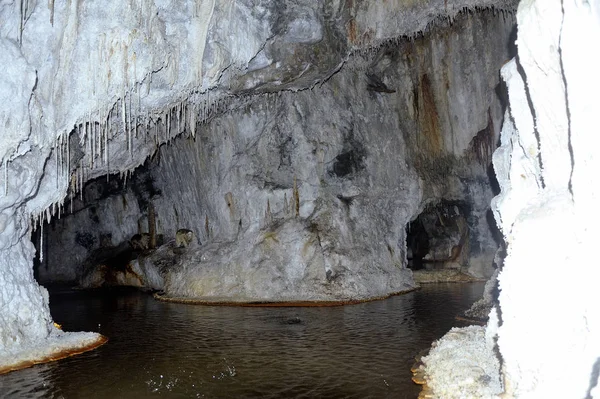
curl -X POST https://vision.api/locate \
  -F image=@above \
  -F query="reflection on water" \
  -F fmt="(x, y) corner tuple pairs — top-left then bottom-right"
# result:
(0, 283), (483, 398)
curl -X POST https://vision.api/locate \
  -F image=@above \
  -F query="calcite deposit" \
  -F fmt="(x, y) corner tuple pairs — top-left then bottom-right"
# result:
(10, 1), (595, 396)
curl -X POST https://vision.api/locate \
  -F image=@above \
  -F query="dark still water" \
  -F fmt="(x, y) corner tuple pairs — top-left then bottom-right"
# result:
(1, 283), (484, 399)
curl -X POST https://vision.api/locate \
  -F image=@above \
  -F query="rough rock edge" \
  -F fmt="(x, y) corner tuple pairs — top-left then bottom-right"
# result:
(419, 309), (502, 399)
(0, 332), (107, 375)
(153, 288), (419, 307)
(412, 269), (487, 284)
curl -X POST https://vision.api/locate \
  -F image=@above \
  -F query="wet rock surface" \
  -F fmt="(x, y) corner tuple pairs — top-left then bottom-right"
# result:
(0, 0), (517, 367)
(39, 11), (513, 303)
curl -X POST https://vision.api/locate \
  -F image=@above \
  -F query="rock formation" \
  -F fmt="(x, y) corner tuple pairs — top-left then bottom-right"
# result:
(8, 1), (594, 396)
(35, 9), (513, 302)
(420, 0), (600, 397)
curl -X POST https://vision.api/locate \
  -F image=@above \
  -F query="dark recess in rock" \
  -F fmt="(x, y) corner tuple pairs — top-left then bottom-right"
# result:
(365, 72), (396, 93)
(88, 207), (100, 224)
(337, 195), (355, 207)
(132, 162), (162, 211)
(330, 133), (366, 178)
(75, 232), (96, 250)
(406, 199), (472, 270)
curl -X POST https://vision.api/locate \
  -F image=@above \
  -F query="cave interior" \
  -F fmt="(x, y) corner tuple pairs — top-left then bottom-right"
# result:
(2, 0), (599, 397)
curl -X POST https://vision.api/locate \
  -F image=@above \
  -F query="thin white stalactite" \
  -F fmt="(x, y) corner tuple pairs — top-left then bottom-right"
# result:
(154, 119), (159, 146)
(90, 119), (94, 169)
(190, 105), (197, 138)
(122, 94), (127, 153)
(59, 133), (63, 180)
(129, 91), (133, 156)
(166, 112), (170, 142)
(145, 110), (149, 144)
(40, 219), (43, 262)
(103, 105), (108, 165)
(135, 86), (139, 139)
(67, 130), (70, 176)
(70, 176), (73, 214)
(55, 142), (59, 188)
(105, 107), (109, 179)
(94, 117), (98, 165)
(80, 160), (84, 201)
(74, 166), (77, 196)
(177, 102), (181, 134)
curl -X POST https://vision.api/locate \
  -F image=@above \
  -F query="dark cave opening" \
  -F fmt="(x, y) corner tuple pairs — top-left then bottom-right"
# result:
(406, 217), (430, 270)
(32, 159), (165, 288)
(406, 200), (471, 271)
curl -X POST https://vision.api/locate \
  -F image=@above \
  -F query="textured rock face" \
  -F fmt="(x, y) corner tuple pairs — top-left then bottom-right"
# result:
(422, 0), (600, 398)
(37, 11), (514, 302)
(0, 0), (516, 366)
(493, 0), (600, 397)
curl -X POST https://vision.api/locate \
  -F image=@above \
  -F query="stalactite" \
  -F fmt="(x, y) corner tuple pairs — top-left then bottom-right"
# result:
(80, 160), (84, 201)
(128, 91), (133, 156)
(67, 130), (70, 174)
(121, 95), (127, 153)
(69, 174), (74, 214)
(57, 136), (61, 180)
(192, 104), (198, 138)
(133, 51), (138, 136)
(55, 141), (59, 187)
(176, 102), (180, 134)
(39, 219), (43, 262)
(105, 109), (109, 179)
(166, 111), (171, 141)
(90, 120), (95, 169)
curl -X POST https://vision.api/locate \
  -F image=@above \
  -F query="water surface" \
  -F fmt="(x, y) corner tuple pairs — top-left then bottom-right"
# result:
(1, 283), (484, 398)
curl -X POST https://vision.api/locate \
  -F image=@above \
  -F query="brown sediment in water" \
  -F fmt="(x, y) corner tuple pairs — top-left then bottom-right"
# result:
(153, 288), (419, 307)
(0, 335), (108, 375)
(412, 352), (435, 398)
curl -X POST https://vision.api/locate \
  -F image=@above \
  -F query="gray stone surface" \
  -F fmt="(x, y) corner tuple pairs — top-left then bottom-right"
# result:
(40, 11), (513, 302)
(0, 0), (516, 363)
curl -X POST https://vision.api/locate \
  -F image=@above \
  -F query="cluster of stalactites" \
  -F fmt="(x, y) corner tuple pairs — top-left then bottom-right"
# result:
(26, 88), (249, 259)
(350, 6), (515, 63)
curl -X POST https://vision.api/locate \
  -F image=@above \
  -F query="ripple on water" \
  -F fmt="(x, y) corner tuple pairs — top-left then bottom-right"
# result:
(0, 283), (483, 399)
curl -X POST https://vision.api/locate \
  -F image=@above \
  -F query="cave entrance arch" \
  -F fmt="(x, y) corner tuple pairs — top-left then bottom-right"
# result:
(406, 200), (470, 271)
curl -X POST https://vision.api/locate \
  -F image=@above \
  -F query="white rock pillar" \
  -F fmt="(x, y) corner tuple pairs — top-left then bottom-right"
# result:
(0, 38), (55, 356)
(493, 0), (600, 397)
(0, 211), (54, 354)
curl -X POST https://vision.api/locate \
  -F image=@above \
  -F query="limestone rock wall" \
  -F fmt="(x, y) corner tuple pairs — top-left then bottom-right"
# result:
(421, 0), (600, 398)
(0, 0), (516, 364)
(493, 0), (600, 397)
(37, 11), (514, 301)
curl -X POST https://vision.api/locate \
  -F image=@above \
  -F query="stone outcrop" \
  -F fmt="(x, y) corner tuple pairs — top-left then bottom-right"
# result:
(421, 0), (600, 397)
(37, 11), (514, 303)
(0, 0), (518, 375)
